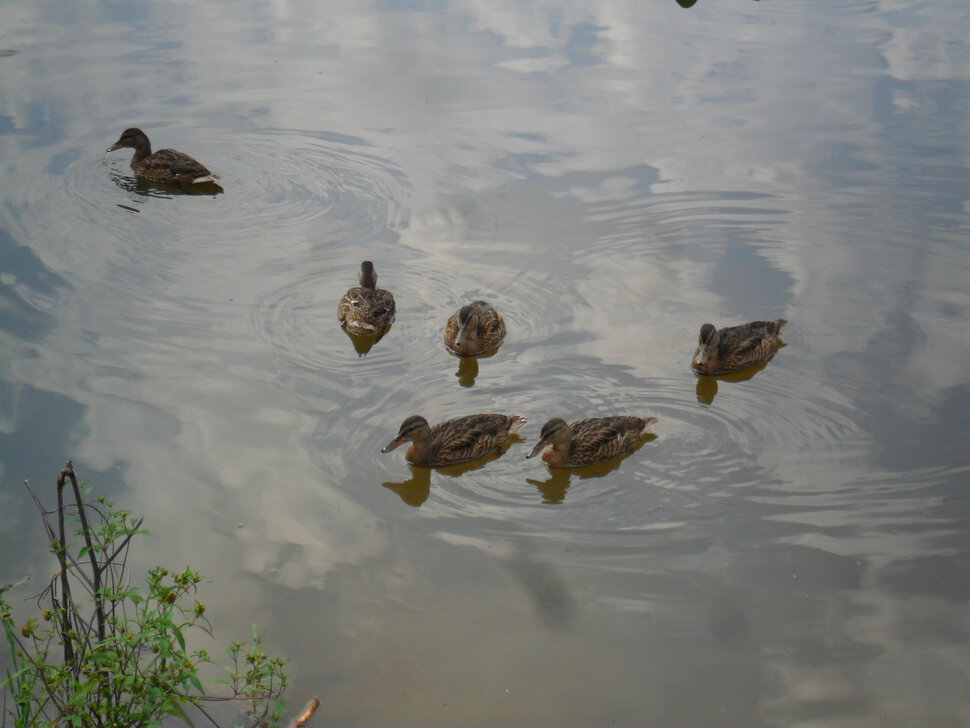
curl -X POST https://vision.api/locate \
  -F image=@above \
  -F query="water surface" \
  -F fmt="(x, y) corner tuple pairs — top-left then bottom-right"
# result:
(1, 1), (969, 726)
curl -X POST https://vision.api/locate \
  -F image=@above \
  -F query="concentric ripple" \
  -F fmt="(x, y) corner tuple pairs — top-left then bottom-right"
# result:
(356, 351), (870, 556)
(253, 244), (566, 395)
(12, 127), (411, 282)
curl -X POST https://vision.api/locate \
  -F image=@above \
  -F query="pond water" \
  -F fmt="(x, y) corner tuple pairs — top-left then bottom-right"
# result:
(2, 0), (969, 725)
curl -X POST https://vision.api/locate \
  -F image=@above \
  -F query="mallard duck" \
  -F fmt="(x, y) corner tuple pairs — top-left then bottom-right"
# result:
(691, 319), (788, 375)
(107, 128), (221, 185)
(527, 416), (658, 468)
(338, 261), (396, 335)
(443, 300), (506, 356)
(382, 413), (527, 467)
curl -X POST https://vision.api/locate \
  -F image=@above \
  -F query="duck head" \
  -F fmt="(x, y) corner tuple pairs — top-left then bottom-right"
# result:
(695, 323), (718, 366)
(527, 418), (569, 458)
(107, 128), (150, 153)
(382, 415), (430, 452)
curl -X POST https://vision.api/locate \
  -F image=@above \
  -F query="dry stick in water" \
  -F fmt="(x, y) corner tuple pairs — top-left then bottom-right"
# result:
(287, 696), (321, 728)
(54, 462), (77, 664)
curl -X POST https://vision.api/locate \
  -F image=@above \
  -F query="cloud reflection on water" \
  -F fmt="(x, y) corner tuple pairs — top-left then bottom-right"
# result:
(1, 0), (969, 725)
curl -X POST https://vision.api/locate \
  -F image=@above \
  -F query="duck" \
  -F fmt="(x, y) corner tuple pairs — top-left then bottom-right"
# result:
(338, 261), (396, 335)
(443, 300), (506, 356)
(382, 413), (527, 467)
(691, 319), (788, 375)
(527, 416), (657, 468)
(107, 128), (221, 185)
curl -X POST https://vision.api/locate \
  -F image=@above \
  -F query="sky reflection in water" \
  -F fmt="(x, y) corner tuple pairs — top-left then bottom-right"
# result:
(1, 0), (969, 725)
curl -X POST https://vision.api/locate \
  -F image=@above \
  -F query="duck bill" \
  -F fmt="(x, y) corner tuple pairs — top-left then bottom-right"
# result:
(695, 344), (710, 365)
(454, 320), (471, 346)
(526, 440), (548, 459)
(106, 142), (124, 152)
(381, 436), (406, 453)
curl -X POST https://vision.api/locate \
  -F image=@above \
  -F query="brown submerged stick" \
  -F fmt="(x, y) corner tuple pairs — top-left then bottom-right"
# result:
(286, 696), (321, 728)
(54, 462), (75, 664)
(59, 461), (105, 644)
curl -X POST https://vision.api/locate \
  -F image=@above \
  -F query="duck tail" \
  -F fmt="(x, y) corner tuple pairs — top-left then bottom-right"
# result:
(192, 173), (222, 184)
(774, 318), (789, 335)
(508, 413), (528, 434)
(642, 416), (659, 430)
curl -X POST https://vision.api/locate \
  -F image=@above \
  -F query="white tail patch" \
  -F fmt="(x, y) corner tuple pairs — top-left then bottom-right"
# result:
(347, 319), (377, 332)
(192, 174), (222, 184)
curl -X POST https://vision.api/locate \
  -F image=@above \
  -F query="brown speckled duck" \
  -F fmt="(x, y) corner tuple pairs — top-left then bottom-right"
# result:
(691, 319), (788, 375)
(527, 416), (657, 468)
(107, 128), (221, 185)
(443, 300), (506, 356)
(382, 413), (527, 467)
(338, 261), (396, 335)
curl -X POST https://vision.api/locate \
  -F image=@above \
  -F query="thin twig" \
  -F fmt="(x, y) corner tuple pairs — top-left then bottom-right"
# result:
(191, 700), (223, 727)
(102, 517), (144, 567)
(62, 462), (105, 644)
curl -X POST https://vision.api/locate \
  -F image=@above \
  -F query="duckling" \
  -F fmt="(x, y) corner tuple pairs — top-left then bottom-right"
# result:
(338, 261), (396, 335)
(692, 319), (788, 375)
(107, 128), (220, 185)
(443, 300), (506, 356)
(527, 416), (657, 468)
(382, 413), (527, 467)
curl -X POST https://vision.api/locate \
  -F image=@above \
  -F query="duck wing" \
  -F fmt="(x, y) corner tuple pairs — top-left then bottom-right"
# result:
(569, 418), (637, 463)
(370, 288), (396, 318)
(429, 414), (516, 463)
(144, 148), (217, 181)
(339, 287), (395, 330)
(476, 308), (506, 343)
(717, 322), (779, 359)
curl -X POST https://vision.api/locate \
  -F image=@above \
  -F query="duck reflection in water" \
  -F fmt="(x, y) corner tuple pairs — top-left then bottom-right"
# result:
(527, 452), (633, 504)
(455, 356), (478, 387)
(453, 347), (502, 387)
(340, 324), (392, 357)
(381, 449), (513, 507)
(695, 359), (770, 405)
(503, 539), (575, 631)
(108, 170), (223, 197)
(381, 464), (431, 507)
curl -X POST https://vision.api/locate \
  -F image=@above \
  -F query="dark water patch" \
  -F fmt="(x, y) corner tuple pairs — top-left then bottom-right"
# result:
(877, 556), (970, 601)
(0, 385), (127, 585)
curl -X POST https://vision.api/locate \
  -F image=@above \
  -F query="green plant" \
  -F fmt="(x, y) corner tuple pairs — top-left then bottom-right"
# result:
(0, 462), (288, 728)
